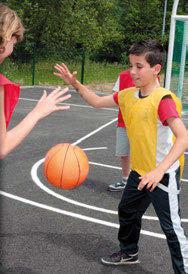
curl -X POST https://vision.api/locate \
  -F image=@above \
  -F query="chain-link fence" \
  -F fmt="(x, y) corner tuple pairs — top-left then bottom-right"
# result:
(0, 44), (125, 90)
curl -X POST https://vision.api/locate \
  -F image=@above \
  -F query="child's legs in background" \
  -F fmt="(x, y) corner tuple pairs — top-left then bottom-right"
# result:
(116, 126), (130, 178)
(121, 155), (130, 179)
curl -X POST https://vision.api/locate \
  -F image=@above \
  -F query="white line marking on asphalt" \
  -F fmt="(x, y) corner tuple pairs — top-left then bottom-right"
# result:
(31, 159), (188, 223)
(83, 147), (107, 151)
(181, 179), (188, 182)
(19, 97), (118, 112)
(31, 158), (117, 214)
(31, 118), (119, 214)
(0, 190), (166, 239)
(31, 116), (188, 223)
(72, 118), (117, 146)
(0, 98), (187, 243)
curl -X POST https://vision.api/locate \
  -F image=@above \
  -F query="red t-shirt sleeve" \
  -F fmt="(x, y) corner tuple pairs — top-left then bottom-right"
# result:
(113, 92), (119, 106)
(158, 97), (179, 126)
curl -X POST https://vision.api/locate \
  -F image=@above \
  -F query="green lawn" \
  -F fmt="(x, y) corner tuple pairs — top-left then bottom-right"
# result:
(0, 58), (126, 86)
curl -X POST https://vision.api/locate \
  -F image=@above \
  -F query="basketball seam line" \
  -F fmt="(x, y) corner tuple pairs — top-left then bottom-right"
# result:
(73, 147), (81, 188)
(45, 144), (64, 187)
(60, 143), (71, 189)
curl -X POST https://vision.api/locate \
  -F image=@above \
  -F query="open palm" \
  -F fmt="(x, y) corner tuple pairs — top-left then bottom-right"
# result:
(54, 63), (77, 86)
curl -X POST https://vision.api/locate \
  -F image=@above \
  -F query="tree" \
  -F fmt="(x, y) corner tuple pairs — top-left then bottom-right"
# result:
(94, 0), (187, 63)
(3, 0), (121, 61)
(2, 0), (187, 63)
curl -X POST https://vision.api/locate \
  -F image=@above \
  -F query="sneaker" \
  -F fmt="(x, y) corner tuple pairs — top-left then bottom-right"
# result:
(101, 250), (140, 265)
(108, 179), (127, 192)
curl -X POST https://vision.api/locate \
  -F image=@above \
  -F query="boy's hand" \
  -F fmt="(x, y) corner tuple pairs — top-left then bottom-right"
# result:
(138, 167), (165, 192)
(54, 63), (77, 86)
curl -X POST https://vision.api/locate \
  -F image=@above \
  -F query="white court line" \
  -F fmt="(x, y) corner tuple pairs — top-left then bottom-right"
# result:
(32, 158), (117, 214)
(182, 179), (188, 182)
(31, 116), (188, 223)
(72, 118), (117, 146)
(83, 147), (107, 151)
(0, 190), (165, 239)
(31, 118), (119, 215)
(31, 159), (188, 223)
(0, 99), (187, 242)
(89, 161), (121, 170)
(19, 97), (118, 112)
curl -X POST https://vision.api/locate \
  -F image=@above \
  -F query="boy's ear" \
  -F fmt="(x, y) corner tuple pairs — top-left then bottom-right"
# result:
(153, 64), (161, 75)
(0, 47), (5, 54)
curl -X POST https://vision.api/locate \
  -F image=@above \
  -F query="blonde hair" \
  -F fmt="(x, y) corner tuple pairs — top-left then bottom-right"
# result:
(0, 3), (24, 49)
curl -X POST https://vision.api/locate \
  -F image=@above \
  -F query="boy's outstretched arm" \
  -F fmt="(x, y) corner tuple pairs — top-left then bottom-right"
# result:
(54, 63), (116, 108)
(138, 117), (188, 191)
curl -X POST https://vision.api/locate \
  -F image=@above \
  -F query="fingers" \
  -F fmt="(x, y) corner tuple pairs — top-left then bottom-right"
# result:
(45, 86), (61, 98)
(55, 87), (69, 95)
(53, 63), (77, 86)
(61, 63), (69, 72)
(48, 87), (69, 99)
(49, 87), (71, 111)
(56, 94), (72, 104)
(150, 183), (157, 192)
(55, 105), (70, 111)
(54, 65), (64, 74)
(44, 87), (71, 103)
(146, 181), (153, 190)
(54, 63), (68, 74)
(138, 176), (157, 192)
(53, 72), (63, 79)
(54, 63), (76, 78)
(39, 90), (47, 102)
(137, 178), (148, 191)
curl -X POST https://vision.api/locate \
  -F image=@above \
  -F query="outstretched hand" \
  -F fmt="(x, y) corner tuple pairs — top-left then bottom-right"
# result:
(33, 86), (71, 120)
(54, 63), (78, 86)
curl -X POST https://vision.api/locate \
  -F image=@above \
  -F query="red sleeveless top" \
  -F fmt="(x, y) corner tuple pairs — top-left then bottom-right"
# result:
(0, 74), (20, 128)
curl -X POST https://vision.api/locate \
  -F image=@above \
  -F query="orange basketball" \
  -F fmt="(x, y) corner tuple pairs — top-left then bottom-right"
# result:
(43, 143), (89, 190)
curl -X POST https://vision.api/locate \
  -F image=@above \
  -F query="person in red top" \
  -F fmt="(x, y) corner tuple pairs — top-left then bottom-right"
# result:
(108, 70), (134, 191)
(0, 4), (71, 158)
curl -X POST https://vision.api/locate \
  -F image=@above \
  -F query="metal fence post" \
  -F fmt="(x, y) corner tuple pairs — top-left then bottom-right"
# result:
(81, 48), (85, 84)
(32, 43), (36, 85)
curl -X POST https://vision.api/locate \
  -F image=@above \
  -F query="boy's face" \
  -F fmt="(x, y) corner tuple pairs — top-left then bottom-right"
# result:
(0, 36), (17, 63)
(129, 54), (161, 88)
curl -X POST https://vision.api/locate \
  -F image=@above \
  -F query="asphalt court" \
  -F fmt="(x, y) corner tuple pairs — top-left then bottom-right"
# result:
(0, 87), (188, 274)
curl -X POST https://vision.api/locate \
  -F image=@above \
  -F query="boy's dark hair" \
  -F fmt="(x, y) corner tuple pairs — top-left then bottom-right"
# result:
(129, 40), (166, 68)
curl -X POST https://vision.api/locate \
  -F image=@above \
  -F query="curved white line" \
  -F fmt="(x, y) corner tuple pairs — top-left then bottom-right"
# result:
(30, 113), (188, 222)
(1, 100), (186, 241)
(31, 118), (119, 215)
(31, 110), (188, 222)
(0, 190), (166, 239)
(31, 158), (117, 214)
(31, 159), (188, 223)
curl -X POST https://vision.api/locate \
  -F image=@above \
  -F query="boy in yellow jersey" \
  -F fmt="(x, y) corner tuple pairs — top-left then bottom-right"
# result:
(54, 40), (188, 274)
